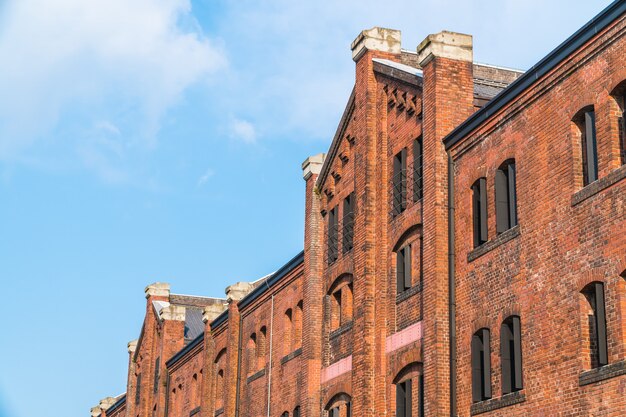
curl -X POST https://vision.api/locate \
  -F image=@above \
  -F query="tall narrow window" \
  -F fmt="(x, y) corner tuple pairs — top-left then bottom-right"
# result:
(582, 282), (608, 368)
(495, 160), (517, 233)
(396, 244), (412, 294)
(135, 373), (142, 405)
(281, 412), (289, 417)
(396, 378), (412, 417)
(215, 370), (224, 411)
(258, 326), (267, 369)
(294, 302), (303, 348)
(330, 407), (340, 417)
(580, 108), (598, 185)
(501, 316), (523, 394)
(393, 148), (407, 216)
(471, 328), (492, 402)
(285, 309), (293, 354)
(413, 137), (423, 201)
(247, 333), (257, 374)
(328, 206), (338, 264)
(346, 402), (351, 417)
(472, 178), (488, 247)
(153, 357), (160, 393)
(418, 374), (424, 417)
(343, 193), (354, 253)
(293, 406), (301, 417)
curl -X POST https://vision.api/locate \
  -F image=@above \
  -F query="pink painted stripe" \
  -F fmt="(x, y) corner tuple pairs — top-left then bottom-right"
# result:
(386, 321), (422, 354)
(321, 355), (352, 383)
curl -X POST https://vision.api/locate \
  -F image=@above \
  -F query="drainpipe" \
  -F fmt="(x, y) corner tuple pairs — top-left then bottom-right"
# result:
(448, 152), (457, 417)
(266, 294), (275, 417)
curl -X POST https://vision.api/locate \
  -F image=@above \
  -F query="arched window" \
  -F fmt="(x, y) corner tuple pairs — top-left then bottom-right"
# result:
(500, 316), (523, 394)
(190, 373), (198, 409)
(471, 328), (491, 402)
(328, 275), (354, 331)
(574, 106), (598, 185)
(294, 301), (303, 348)
(611, 81), (626, 165)
(472, 178), (488, 247)
(581, 282), (608, 368)
(280, 412), (289, 417)
(247, 333), (257, 374)
(285, 309), (293, 354)
(293, 406), (301, 417)
(215, 369), (224, 411)
(258, 326), (267, 369)
(393, 362), (423, 417)
(495, 159), (517, 233)
(325, 393), (352, 417)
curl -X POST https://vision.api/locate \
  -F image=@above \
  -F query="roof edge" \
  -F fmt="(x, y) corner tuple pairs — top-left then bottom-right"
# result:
(444, 0), (626, 150)
(166, 332), (204, 368)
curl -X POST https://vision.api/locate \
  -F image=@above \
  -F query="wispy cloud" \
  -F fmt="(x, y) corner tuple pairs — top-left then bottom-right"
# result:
(229, 117), (257, 144)
(0, 0), (227, 167)
(197, 168), (215, 186)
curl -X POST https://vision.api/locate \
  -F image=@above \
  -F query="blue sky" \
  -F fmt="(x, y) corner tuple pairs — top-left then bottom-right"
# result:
(0, 1), (614, 416)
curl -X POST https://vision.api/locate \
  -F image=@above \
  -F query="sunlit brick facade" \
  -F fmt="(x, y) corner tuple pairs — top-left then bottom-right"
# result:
(92, 2), (626, 416)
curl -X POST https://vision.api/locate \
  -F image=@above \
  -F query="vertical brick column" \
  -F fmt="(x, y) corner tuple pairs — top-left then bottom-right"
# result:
(350, 27), (402, 417)
(300, 154), (325, 417)
(126, 339), (138, 417)
(142, 283), (171, 417)
(224, 283), (253, 417)
(201, 304), (227, 417)
(417, 31), (474, 416)
(157, 305), (186, 417)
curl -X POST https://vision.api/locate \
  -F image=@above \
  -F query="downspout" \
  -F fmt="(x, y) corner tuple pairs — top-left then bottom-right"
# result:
(448, 152), (457, 417)
(266, 294), (275, 417)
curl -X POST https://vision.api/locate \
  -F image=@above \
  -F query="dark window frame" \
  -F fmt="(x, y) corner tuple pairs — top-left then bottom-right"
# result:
(396, 244), (412, 294)
(153, 357), (160, 394)
(501, 316), (523, 394)
(495, 160), (517, 234)
(396, 378), (413, 417)
(620, 94), (626, 165)
(579, 108), (598, 185)
(342, 193), (355, 254)
(471, 328), (492, 403)
(327, 206), (338, 264)
(582, 282), (609, 368)
(135, 373), (142, 405)
(413, 137), (423, 202)
(393, 148), (407, 216)
(472, 178), (488, 247)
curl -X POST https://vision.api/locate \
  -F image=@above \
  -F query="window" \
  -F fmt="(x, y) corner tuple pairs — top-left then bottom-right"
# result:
(581, 282), (608, 368)
(577, 108), (598, 185)
(328, 206), (338, 264)
(396, 378), (412, 417)
(393, 148), (407, 216)
(329, 407), (340, 417)
(472, 178), (488, 247)
(216, 369), (224, 410)
(285, 309), (293, 354)
(153, 357), (160, 393)
(331, 290), (342, 330)
(248, 333), (257, 374)
(281, 412), (289, 417)
(258, 326), (267, 368)
(329, 275), (353, 331)
(343, 193), (355, 253)
(501, 316), (523, 394)
(413, 137), (423, 201)
(397, 244), (412, 294)
(346, 402), (351, 417)
(471, 328), (492, 402)
(135, 373), (141, 405)
(495, 160), (517, 233)
(293, 406), (300, 417)
(294, 301), (303, 348)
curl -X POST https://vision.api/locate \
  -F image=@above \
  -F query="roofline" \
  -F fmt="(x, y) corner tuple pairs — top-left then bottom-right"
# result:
(237, 250), (305, 309)
(105, 394), (126, 414)
(317, 87), (356, 189)
(166, 332), (204, 368)
(473, 61), (525, 74)
(444, 0), (626, 150)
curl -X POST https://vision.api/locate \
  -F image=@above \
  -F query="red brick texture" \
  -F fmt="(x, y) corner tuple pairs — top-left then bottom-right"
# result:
(96, 6), (626, 417)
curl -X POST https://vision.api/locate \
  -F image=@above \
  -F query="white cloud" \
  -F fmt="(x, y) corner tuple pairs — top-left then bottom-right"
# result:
(229, 117), (257, 144)
(0, 0), (226, 159)
(197, 168), (215, 186)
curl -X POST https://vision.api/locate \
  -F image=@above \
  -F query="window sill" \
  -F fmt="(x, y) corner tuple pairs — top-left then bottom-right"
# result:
(572, 164), (626, 206)
(468, 225), (520, 262)
(396, 282), (422, 304)
(579, 360), (626, 386)
(281, 347), (303, 365)
(215, 408), (224, 417)
(470, 390), (526, 415)
(246, 368), (266, 384)
(190, 406), (201, 417)
(330, 321), (353, 340)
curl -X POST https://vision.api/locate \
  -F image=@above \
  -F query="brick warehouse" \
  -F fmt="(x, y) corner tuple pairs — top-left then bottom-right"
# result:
(92, 1), (626, 417)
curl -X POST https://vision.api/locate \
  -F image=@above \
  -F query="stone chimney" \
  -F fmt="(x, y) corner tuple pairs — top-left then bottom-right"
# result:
(144, 282), (170, 300)
(351, 27), (401, 62)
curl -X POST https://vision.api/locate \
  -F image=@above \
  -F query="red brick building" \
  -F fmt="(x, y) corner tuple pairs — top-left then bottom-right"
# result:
(92, 1), (626, 416)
